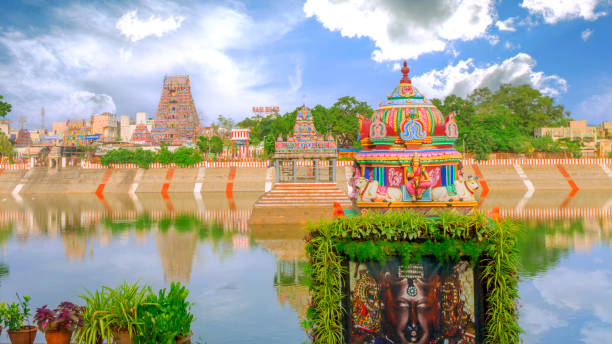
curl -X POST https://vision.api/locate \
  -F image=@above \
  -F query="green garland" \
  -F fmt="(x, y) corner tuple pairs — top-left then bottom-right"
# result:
(304, 210), (520, 344)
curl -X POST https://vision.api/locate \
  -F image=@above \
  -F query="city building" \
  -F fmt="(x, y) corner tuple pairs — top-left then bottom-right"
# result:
(120, 115), (135, 142)
(152, 75), (200, 145)
(52, 121), (68, 136)
(90, 112), (119, 141)
(534, 120), (598, 142)
(0, 120), (10, 136)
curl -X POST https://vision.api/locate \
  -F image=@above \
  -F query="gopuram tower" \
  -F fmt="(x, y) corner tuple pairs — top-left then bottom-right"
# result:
(152, 75), (200, 145)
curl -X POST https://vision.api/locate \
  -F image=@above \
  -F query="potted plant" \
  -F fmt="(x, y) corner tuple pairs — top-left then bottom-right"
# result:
(74, 288), (112, 344)
(136, 282), (195, 344)
(106, 282), (147, 344)
(0, 301), (5, 336)
(34, 302), (83, 344)
(2, 294), (37, 344)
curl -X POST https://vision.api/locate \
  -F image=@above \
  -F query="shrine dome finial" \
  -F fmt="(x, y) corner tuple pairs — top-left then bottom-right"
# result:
(400, 61), (411, 83)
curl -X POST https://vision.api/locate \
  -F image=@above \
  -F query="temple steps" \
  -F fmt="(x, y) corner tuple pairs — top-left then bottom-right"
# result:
(254, 183), (353, 208)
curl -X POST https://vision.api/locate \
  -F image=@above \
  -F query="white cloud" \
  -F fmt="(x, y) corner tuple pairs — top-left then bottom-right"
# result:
(578, 84), (612, 123)
(116, 10), (185, 42)
(392, 63), (401, 72)
(582, 28), (594, 41)
(519, 303), (568, 335)
(521, 0), (610, 24)
(496, 17), (517, 31)
(487, 34), (500, 46)
(288, 64), (303, 93)
(0, 2), (304, 126)
(412, 52), (568, 99)
(504, 41), (521, 50)
(303, 0), (496, 61)
(534, 267), (612, 324)
(581, 324), (612, 344)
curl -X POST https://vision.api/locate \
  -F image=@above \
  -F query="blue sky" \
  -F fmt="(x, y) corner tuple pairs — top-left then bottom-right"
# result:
(0, 0), (611, 128)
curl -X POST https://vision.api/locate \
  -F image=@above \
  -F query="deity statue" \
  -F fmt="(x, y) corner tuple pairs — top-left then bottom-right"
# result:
(405, 153), (431, 201)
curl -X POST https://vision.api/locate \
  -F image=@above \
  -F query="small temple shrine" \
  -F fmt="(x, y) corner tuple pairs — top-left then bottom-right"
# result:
(230, 129), (250, 158)
(273, 106), (338, 183)
(352, 62), (478, 212)
(251, 105), (351, 223)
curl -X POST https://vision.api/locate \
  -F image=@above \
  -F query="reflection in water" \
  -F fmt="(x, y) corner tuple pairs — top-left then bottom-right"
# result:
(1, 194), (611, 343)
(275, 260), (310, 323)
(0, 262), (8, 286)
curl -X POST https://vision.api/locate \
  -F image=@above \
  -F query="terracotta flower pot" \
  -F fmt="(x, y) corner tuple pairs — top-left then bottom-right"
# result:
(44, 329), (73, 344)
(112, 328), (133, 344)
(176, 331), (193, 344)
(7, 325), (37, 344)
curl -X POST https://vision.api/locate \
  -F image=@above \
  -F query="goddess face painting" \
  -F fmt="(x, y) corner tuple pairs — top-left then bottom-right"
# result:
(349, 258), (478, 344)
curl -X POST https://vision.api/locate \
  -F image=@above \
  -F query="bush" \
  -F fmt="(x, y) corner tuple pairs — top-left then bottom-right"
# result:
(173, 147), (203, 167)
(156, 144), (174, 165)
(136, 282), (194, 343)
(133, 148), (156, 168)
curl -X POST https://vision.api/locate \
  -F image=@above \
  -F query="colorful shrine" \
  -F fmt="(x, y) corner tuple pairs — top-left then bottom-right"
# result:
(352, 62), (478, 211)
(230, 129), (250, 158)
(130, 124), (154, 145)
(273, 106), (337, 183)
(152, 75), (200, 145)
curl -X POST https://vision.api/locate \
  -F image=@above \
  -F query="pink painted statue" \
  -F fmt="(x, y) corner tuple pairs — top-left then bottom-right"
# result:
(405, 154), (431, 201)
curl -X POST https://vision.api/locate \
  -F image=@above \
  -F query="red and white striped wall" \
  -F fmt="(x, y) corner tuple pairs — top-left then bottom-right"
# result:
(461, 158), (612, 166)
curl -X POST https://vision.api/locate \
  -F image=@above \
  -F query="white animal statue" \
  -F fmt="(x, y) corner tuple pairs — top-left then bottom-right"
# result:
(354, 177), (403, 202)
(431, 176), (480, 202)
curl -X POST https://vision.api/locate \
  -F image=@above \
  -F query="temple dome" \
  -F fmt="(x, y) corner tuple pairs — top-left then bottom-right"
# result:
(370, 62), (447, 143)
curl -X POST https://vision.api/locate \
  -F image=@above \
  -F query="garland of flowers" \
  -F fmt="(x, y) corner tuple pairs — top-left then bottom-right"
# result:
(303, 210), (520, 344)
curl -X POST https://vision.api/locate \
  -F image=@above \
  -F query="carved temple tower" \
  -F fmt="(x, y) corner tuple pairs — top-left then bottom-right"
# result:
(152, 75), (200, 145)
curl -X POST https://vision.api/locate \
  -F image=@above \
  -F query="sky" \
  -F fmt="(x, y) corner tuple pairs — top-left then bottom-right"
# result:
(0, 0), (611, 128)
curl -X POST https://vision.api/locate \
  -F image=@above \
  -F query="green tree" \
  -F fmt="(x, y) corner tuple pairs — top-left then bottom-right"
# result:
(0, 131), (14, 162)
(0, 95), (11, 118)
(156, 143), (174, 164)
(264, 135), (275, 156)
(173, 147), (203, 167)
(133, 148), (156, 168)
(314, 96), (373, 148)
(196, 136), (209, 153)
(216, 115), (235, 129)
(209, 136), (223, 155)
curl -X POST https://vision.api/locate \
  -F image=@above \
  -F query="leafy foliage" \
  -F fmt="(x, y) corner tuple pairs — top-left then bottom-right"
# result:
(237, 97), (373, 149)
(209, 136), (224, 154)
(136, 282), (194, 343)
(74, 288), (112, 344)
(304, 211), (520, 344)
(156, 143), (174, 165)
(173, 147), (203, 167)
(1, 294), (32, 331)
(0, 131), (15, 162)
(34, 301), (83, 332)
(433, 84), (573, 158)
(106, 282), (147, 339)
(0, 95), (11, 118)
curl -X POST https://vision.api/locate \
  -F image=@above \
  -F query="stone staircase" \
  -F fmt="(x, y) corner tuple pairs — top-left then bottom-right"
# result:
(254, 183), (353, 208)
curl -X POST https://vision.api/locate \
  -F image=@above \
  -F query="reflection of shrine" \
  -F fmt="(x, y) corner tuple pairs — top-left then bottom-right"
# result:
(274, 106), (338, 183)
(155, 229), (198, 283)
(274, 259), (310, 322)
(62, 231), (88, 260)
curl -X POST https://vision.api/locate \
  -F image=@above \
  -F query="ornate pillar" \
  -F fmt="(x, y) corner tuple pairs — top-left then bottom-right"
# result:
(292, 160), (297, 183)
(315, 159), (319, 183)
(332, 159), (337, 183)
(275, 159), (279, 183)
